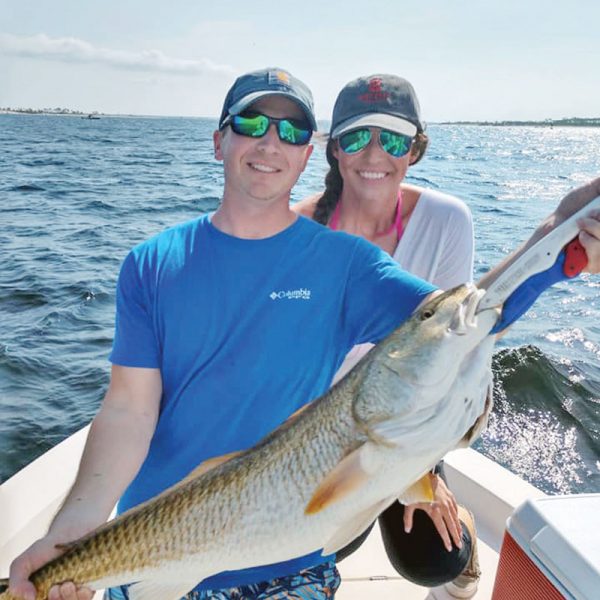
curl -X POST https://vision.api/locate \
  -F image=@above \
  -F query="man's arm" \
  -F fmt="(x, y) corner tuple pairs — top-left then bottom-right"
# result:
(479, 178), (600, 294)
(8, 365), (162, 600)
(476, 179), (600, 335)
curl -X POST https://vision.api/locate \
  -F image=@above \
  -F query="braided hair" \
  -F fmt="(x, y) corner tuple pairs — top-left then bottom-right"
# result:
(313, 140), (343, 225)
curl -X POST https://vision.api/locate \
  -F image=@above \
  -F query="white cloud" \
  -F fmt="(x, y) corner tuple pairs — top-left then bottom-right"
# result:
(0, 33), (236, 76)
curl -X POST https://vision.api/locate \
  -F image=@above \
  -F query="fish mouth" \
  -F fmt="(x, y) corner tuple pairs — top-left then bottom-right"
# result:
(472, 285), (503, 331)
(448, 287), (486, 334)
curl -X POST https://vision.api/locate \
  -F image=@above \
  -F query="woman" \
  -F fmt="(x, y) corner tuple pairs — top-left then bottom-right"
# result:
(295, 74), (473, 377)
(293, 74), (479, 597)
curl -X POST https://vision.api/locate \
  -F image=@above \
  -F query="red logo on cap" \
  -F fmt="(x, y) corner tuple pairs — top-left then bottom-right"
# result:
(368, 78), (383, 92)
(359, 77), (390, 103)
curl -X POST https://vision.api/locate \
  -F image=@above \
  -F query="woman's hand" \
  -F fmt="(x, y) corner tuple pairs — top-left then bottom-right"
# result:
(403, 473), (462, 552)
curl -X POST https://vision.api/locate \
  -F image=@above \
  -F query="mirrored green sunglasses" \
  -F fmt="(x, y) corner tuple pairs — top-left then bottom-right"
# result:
(337, 128), (413, 158)
(223, 112), (312, 146)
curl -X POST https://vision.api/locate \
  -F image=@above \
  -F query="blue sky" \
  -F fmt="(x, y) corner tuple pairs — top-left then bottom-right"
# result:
(1, 0), (599, 121)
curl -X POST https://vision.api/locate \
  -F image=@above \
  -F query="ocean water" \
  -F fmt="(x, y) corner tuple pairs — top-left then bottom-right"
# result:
(1, 114), (599, 495)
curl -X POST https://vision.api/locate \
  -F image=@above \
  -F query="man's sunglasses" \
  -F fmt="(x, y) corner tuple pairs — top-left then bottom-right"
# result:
(222, 112), (313, 146)
(337, 128), (413, 158)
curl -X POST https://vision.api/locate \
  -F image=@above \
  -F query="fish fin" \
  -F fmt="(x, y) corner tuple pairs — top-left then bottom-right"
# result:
(397, 474), (435, 505)
(54, 535), (88, 552)
(127, 580), (196, 600)
(181, 449), (243, 483)
(305, 444), (378, 515)
(54, 540), (78, 551)
(322, 498), (391, 555)
(369, 416), (414, 447)
(284, 402), (311, 424)
(178, 405), (312, 485)
(460, 381), (494, 447)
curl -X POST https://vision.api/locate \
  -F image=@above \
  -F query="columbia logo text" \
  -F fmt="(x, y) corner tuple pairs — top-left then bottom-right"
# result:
(269, 288), (312, 300)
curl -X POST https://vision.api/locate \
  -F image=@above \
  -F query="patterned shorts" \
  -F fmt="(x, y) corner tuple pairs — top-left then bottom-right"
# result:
(104, 561), (341, 599)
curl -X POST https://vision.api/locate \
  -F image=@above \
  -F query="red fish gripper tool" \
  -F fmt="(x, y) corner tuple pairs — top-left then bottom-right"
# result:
(563, 238), (588, 278)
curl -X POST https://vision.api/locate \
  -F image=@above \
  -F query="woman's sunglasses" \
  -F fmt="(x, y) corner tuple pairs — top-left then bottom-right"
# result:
(223, 112), (313, 146)
(337, 128), (413, 158)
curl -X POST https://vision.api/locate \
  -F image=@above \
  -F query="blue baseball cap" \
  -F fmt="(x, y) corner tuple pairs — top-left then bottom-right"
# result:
(219, 68), (317, 131)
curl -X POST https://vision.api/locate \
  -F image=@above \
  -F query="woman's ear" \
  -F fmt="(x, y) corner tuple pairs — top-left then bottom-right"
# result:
(331, 140), (340, 160)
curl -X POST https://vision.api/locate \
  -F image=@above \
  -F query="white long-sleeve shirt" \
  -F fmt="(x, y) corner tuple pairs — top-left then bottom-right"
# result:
(332, 188), (474, 383)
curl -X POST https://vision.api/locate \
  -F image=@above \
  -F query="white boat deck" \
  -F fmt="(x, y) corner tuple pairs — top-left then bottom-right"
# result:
(0, 426), (546, 599)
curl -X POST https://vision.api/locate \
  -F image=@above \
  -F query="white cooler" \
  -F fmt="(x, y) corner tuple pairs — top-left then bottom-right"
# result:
(492, 494), (600, 599)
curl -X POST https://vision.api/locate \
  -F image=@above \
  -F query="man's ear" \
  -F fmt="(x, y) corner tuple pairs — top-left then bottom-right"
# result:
(300, 144), (314, 172)
(213, 130), (224, 161)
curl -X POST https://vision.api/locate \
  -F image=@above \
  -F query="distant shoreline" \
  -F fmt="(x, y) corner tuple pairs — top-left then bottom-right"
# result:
(438, 118), (600, 127)
(2, 109), (600, 127)
(0, 108), (102, 116)
(0, 109), (211, 120)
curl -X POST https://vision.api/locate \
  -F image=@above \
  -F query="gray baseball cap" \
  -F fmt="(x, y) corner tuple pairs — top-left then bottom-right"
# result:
(219, 68), (317, 131)
(330, 74), (424, 139)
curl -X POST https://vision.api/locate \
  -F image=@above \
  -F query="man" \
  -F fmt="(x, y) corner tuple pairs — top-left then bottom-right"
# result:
(8, 68), (600, 600)
(7, 68), (437, 600)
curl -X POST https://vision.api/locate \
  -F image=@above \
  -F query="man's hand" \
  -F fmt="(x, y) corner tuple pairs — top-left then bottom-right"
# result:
(403, 473), (462, 552)
(547, 177), (600, 273)
(478, 177), (600, 292)
(9, 528), (95, 600)
(554, 177), (600, 223)
(577, 209), (600, 273)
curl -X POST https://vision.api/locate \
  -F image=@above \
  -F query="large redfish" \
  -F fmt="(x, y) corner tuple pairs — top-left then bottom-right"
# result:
(0, 285), (499, 600)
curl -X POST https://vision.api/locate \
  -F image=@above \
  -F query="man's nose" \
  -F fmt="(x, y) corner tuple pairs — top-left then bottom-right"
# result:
(256, 124), (281, 150)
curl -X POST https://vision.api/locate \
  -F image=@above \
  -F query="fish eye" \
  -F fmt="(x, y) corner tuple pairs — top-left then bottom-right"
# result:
(420, 307), (435, 320)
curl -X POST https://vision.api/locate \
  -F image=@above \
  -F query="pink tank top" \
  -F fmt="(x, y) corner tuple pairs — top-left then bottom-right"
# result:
(328, 190), (404, 240)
